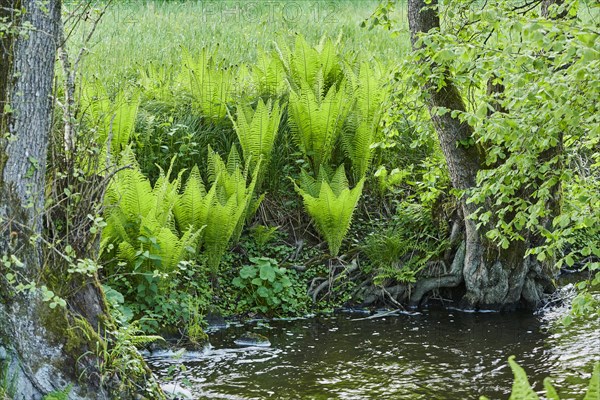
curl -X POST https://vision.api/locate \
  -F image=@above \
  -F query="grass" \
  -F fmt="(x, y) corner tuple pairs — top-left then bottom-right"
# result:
(68, 0), (410, 89)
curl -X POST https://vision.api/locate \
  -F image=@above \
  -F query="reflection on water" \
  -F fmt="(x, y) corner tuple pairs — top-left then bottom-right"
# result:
(147, 301), (600, 399)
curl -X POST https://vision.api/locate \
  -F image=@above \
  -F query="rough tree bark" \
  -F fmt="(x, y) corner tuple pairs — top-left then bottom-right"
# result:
(407, 0), (555, 310)
(0, 1), (104, 398)
(0, 1), (159, 398)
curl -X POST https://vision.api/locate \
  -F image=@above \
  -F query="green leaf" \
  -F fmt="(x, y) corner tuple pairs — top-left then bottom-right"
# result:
(565, 255), (575, 267)
(508, 356), (539, 400)
(256, 286), (270, 298)
(232, 277), (245, 288)
(240, 265), (257, 279)
(251, 277), (263, 286)
(543, 378), (560, 400)
(259, 264), (276, 282)
(583, 362), (600, 400)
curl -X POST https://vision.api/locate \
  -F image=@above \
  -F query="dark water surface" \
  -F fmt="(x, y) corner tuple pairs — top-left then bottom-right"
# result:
(147, 296), (599, 399)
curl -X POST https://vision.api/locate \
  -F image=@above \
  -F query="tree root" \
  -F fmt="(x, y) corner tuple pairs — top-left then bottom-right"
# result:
(307, 260), (359, 302)
(409, 241), (465, 307)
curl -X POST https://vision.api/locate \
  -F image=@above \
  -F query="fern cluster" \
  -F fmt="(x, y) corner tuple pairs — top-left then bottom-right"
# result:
(278, 35), (342, 92)
(280, 37), (387, 256)
(81, 82), (140, 165)
(362, 201), (450, 285)
(94, 35), (391, 321)
(175, 146), (260, 275)
(252, 50), (287, 98)
(176, 48), (234, 121)
(343, 62), (388, 181)
(288, 80), (352, 174)
(101, 149), (201, 274)
(294, 166), (364, 256)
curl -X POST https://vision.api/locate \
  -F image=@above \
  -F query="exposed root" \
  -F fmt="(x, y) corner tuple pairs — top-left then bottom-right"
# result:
(308, 259), (360, 302)
(409, 241), (465, 307)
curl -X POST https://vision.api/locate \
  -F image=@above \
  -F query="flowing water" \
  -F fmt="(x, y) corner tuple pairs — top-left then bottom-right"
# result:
(147, 288), (599, 400)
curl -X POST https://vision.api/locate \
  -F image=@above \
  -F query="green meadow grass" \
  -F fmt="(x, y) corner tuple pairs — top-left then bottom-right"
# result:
(70, 0), (410, 88)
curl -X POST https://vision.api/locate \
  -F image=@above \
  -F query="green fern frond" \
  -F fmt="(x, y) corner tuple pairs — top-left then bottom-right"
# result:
(328, 164), (350, 196)
(202, 187), (247, 272)
(584, 362), (599, 400)
(174, 165), (207, 232)
(543, 378), (560, 400)
(206, 145), (226, 185)
(288, 80), (353, 173)
(117, 241), (138, 267)
(507, 356), (540, 400)
(102, 151), (203, 274)
(81, 82), (140, 163)
(177, 47), (233, 120)
(156, 225), (202, 272)
(340, 62), (387, 181)
(341, 118), (377, 181)
(138, 62), (174, 103)
(354, 62), (386, 126)
(295, 166), (364, 256)
(148, 160), (181, 229)
(226, 145), (243, 176)
(176, 151), (259, 274)
(296, 169), (321, 198)
(230, 98), (283, 175)
(290, 35), (320, 90)
(252, 50), (287, 97)
(284, 35), (343, 92)
(110, 152), (153, 219)
(316, 36), (341, 87)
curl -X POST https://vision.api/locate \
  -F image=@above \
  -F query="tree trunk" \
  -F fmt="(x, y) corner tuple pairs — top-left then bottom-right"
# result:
(407, 0), (555, 310)
(0, 1), (100, 398)
(0, 1), (160, 398)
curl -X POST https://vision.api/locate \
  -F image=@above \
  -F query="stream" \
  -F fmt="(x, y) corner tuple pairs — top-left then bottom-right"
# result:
(147, 288), (600, 399)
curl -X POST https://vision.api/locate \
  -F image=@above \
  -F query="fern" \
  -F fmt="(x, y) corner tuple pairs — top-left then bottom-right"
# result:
(101, 149), (201, 273)
(351, 62), (387, 127)
(156, 225), (203, 271)
(507, 355), (540, 400)
(341, 62), (388, 181)
(173, 147), (260, 275)
(584, 362), (599, 400)
(342, 118), (377, 181)
(177, 47), (233, 121)
(229, 98), (283, 175)
(288, 80), (353, 173)
(138, 62), (174, 103)
(81, 82), (140, 163)
(252, 50), (287, 97)
(480, 358), (600, 400)
(315, 36), (342, 88)
(295, 165), (364, 256)
(288, 35), (320, 90)
(279, 35), (342, 92)
(173, 165), (207, 233)
(544, 378), (561, 400)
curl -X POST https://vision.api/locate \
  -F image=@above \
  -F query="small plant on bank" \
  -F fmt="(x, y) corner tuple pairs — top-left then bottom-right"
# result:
(232, 257), (307, 316)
